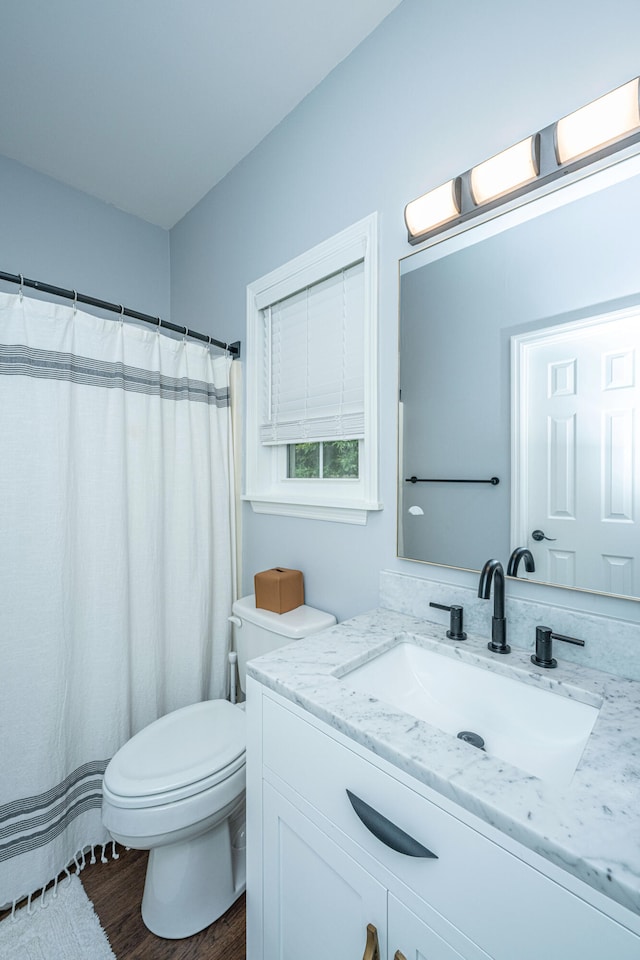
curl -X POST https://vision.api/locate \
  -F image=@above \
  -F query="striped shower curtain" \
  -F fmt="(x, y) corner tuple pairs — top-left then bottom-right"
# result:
(0, 291), (237, 909)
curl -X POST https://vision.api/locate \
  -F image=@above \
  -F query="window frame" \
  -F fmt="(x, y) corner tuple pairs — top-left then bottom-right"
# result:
(244, 213), (381, 525)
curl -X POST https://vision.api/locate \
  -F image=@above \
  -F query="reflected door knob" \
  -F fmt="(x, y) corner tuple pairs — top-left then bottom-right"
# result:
(531, 529), (557, 542)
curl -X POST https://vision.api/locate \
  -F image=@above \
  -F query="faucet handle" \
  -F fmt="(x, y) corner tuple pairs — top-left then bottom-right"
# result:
(429, 602), (467, 641)
(531, 625), (585, 669)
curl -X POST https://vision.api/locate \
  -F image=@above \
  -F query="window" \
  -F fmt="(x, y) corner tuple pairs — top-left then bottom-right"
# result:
(288, 440), (359, 479)
(245, 214), (381, 524)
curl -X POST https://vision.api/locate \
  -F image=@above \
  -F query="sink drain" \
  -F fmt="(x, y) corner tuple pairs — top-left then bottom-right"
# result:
(457, 730), (485, 751)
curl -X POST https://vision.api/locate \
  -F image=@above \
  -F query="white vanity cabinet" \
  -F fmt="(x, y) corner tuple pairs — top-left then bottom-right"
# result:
(246, 678), (640, 960)
(260, 780), (478, 960)
(261, 781), (388, 959)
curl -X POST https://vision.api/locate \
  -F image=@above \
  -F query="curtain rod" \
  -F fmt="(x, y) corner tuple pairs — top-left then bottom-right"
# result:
(0, 270), (241, 358)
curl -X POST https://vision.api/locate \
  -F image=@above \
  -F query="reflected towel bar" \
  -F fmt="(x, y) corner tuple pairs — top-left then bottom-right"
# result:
(406, 476), (500, 485)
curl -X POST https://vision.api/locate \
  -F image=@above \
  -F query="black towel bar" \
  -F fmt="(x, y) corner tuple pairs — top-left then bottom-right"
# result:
(405, 476), (500, 485)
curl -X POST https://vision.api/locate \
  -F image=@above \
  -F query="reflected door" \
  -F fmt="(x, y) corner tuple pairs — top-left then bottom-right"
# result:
(513, 311), (639, 596)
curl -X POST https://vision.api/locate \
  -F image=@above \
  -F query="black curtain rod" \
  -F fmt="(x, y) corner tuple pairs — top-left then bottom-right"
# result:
(0, 270), (241, 358)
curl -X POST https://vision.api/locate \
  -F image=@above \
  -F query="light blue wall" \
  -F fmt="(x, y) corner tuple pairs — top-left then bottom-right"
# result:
(170, 0), (640, 623)
(0, 154), (170, 318)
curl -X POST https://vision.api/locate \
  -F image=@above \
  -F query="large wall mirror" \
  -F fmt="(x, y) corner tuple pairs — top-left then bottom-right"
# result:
(398, 154), (640, 602)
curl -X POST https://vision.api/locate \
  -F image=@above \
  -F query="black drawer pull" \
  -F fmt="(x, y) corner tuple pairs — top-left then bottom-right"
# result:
(346, 790), (438, 859)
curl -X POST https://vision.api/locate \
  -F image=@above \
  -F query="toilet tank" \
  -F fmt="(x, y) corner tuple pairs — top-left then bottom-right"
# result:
(231, 594), (336, 692)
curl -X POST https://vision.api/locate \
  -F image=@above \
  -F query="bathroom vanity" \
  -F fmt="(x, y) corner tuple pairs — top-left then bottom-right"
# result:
(245, 609), (640, 960)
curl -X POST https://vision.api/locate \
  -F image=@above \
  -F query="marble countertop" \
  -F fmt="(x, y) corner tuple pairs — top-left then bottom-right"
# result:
(247, 608), (640, 918)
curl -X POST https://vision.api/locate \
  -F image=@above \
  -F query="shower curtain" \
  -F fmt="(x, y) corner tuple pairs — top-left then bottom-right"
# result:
(0, 291), (237, 909)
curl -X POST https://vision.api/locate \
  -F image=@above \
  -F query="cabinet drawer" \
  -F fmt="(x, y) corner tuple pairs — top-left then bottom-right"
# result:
(262, 694), (640, 960)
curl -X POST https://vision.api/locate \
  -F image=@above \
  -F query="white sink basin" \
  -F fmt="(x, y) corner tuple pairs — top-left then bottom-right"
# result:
(342, 642), (600, 787)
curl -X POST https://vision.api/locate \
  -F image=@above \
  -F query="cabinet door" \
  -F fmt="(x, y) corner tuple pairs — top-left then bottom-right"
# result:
(388, 895), (492, 960)
(263, 781), (387, 960)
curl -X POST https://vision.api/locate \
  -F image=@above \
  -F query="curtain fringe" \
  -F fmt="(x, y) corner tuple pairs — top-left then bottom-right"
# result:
(5, 841), (122, 922)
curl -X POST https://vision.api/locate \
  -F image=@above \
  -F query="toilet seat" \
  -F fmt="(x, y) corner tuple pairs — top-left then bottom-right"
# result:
(104, 699), (245, 809)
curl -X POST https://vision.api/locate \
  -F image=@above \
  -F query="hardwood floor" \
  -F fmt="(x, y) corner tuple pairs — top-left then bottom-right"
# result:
(81, 847), (246, 959)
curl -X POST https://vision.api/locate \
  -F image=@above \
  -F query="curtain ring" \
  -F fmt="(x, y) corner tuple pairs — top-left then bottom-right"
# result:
(156, 316), (162, 337)
(119, 305), (125, 325)
(183, 326), (189, 344)
(19, 274), (24, 301)
(72, 290), (78, 315)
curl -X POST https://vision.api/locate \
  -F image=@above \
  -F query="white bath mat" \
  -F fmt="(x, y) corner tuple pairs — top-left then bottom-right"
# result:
(0, 875), (116, 960)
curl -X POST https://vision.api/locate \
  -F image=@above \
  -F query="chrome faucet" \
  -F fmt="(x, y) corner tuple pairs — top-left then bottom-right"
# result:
(478, 559), (510, 654)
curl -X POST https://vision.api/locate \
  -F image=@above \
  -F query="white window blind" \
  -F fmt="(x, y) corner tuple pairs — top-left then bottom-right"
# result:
(260, 260), (365, 445)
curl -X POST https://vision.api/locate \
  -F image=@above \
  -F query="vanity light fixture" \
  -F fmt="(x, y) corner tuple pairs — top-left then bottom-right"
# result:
(405, 76), (640, 245)
(470, 136), (539, 205)
(555, 77), (640, 164)
(404, 179), (461, 240)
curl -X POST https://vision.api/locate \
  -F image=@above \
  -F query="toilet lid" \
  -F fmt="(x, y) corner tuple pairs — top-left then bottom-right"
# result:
(105, 699), (245, 798)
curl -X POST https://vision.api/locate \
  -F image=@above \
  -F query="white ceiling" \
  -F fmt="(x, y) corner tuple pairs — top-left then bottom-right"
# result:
(0, 0), (402, 229)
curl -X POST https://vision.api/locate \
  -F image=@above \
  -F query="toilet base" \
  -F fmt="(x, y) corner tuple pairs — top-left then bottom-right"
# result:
(141, 815), (245, 939)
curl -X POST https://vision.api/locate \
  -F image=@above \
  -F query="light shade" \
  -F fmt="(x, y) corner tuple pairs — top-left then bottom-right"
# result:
(405, 179), (461, 239)
(556, 78), (640, 164)
(470, 136), (539, 205)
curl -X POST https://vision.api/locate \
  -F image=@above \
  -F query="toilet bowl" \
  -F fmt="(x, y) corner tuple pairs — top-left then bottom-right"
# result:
(102, 699), (246, 939)
(102, 594), (336, 939)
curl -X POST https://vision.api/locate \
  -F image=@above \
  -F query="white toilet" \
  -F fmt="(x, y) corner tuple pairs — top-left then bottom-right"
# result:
(101, 594), (336, 939)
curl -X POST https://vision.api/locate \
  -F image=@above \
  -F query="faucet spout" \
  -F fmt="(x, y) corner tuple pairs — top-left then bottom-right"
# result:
(507, 547), (535, 578)
(478, 559), (510, 654)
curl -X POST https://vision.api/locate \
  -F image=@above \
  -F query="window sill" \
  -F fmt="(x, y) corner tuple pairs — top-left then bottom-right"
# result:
(244, 494), (383, 525)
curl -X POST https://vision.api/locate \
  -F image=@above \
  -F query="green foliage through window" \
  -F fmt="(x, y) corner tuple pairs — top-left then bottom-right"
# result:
(288, 441), (359, 479)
